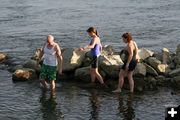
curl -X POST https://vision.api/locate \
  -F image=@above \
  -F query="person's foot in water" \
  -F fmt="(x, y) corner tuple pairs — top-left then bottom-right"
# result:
(112, 88), (122, 93)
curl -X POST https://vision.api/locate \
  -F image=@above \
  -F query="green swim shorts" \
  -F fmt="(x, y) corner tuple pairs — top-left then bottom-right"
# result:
(40, 64), (57, 81)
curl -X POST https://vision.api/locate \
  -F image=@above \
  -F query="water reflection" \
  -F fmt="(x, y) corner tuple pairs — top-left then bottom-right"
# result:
(118, 93), (136, 120)
(39, 90), (63, 120)
(89, 89), (100, 120)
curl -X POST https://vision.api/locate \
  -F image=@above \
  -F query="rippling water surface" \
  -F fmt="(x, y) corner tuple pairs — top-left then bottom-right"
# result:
(0, 0), (180, 120)
(0, 70), (180, 120)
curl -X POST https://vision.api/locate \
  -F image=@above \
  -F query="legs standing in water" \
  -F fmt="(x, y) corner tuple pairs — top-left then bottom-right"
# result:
(127, 71), (134, 93)
(112, 70), (125, 93)
(113, 69), (135, 93)
(51, 80), (56, 90)
(90, 67), (104, 84)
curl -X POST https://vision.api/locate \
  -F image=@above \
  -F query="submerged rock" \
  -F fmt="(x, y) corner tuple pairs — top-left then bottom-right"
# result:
(0, 52), (8, 62)
(12, 68), (37, 81)
(62, 48), (87, 71)
(99, 55), (123, 78)
(134, 63), (146, 77)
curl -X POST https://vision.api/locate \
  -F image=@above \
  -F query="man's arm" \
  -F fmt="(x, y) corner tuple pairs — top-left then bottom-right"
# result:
(55, 43), (63, 75)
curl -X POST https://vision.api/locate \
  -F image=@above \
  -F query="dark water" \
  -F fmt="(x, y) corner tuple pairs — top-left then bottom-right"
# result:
(0, 70), (180, 120)
(0, 0), (180, 120)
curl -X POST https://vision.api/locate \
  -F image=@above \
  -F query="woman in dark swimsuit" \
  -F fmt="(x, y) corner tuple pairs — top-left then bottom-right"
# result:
(113, 33), (139, 93)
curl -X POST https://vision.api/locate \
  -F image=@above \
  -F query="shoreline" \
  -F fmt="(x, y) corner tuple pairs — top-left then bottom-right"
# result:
(0, 44), (180, 92)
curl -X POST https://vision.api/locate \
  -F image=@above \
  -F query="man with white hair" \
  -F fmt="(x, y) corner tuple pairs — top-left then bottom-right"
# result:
(38, 35), (63, 90)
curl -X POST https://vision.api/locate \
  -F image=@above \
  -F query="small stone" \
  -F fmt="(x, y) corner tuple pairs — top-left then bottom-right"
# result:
(0, 52), (8, 62)
(12, 68), (37, 81)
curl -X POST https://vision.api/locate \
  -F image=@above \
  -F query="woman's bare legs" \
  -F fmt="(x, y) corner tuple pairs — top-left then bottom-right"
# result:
(112, 70), (125, 93)
(95, 68), (104, 84)
(90, 68), (104, 84)
(90, 68), (96, 83)
(127, 71), (134, 93)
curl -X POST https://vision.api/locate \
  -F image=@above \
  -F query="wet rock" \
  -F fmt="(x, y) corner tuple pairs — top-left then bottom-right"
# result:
(146, 57), (170, 74)
(0, 52), (8, 62)
(134, 63), (146, 77)
(146, 57), (161, 68)
(101, 45), (116, 56)
(99, 55), (123, 78)
(173, 54), (180, 65)
(138, 48), (154, 61)
(31, 48), (42, 61)
(82, 57), (92, 67)
(134, 78), (145, 92)
(176, 44), (180, 55)
(169, 68), (180, 77)
(172, 76), (180, 89)
(162, 48), (171, 64)
(144, 63), (158, 76)
(74, 66), (106, 83)
(10, 65), (23, 72)
(23, 60), (41, 73)
(156, 64), (170, 74)
(12, 68), (37, 81)
(62, 48), (87, 71)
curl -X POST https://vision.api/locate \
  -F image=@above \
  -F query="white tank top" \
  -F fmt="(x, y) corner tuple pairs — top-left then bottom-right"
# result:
(43, 44), (58, 66)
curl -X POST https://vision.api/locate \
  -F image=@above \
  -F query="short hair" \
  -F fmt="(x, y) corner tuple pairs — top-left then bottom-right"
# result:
(122, 32), (133, 42)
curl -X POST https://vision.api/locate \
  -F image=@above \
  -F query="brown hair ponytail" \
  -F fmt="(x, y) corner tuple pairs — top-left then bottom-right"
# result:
(87, 27), (99, 37)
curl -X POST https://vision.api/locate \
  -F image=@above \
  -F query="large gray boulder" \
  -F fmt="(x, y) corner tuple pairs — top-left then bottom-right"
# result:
(144, 63), (158, 76)
(12, 68), (37, 81)
(0, 52), (8, 62)
(99, 55), (124, 78)
(23, 60), (41, 73)
(62, 48), (87, 71)
(138, 48), (154, 61)
(74, 66), (106, 83)
(134, 63), (146, 77)
(169, 68), (180, 77)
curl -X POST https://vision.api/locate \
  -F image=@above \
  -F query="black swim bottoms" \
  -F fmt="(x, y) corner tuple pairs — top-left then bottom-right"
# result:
(122, 59), (137, 71)
(91, 56), (99, 68)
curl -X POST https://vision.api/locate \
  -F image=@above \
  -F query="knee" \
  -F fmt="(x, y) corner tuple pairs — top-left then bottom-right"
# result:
(127, 74), (133, 80)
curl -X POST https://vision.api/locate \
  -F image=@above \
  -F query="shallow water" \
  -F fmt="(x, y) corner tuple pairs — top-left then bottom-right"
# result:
(0, 70), (179, 120)
(0, 0), (180, 119)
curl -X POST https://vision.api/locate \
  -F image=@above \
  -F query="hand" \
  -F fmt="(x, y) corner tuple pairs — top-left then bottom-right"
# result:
(79, 48), (85, 51)
(125, 64), (129, 71)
